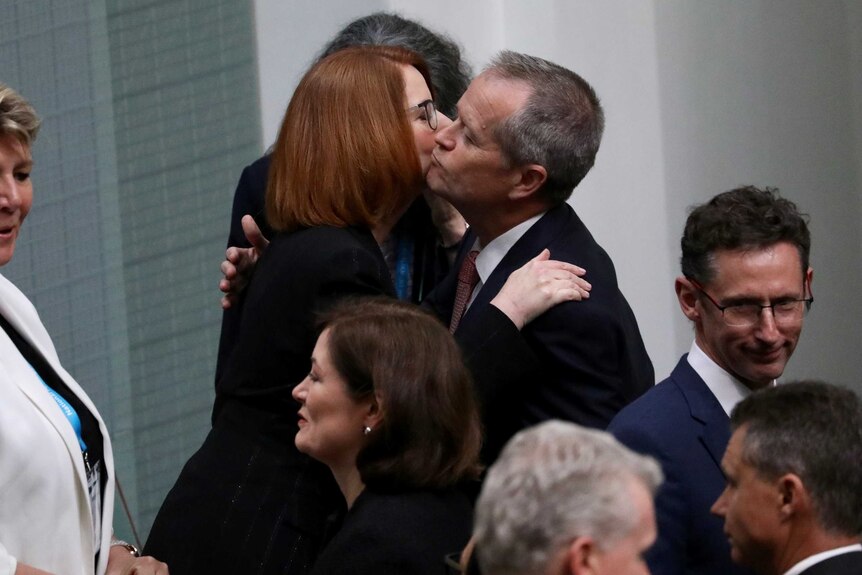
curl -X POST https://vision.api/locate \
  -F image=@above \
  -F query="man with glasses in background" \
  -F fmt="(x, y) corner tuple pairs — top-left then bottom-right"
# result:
(609, 186), (814, 575)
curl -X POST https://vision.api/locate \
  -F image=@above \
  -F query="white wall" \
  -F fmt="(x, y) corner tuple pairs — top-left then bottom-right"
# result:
(252, 0), (862, 390)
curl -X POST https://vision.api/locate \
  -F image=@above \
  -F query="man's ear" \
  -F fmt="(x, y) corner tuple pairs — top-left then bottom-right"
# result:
(676, 276), (701, 322)
(805, 267), (813, 295)
(508, 163), (547, 201)
(777, 473), (808, 521)
(567, 536), (600, 575)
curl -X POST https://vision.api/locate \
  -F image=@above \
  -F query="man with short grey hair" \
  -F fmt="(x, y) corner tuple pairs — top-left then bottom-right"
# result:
(474, 420), (662, 575)
(711, 381), (862, 575)
(424, 51), (654, 464)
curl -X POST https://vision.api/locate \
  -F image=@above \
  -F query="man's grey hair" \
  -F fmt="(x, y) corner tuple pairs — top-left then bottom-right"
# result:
(475, 420), (662, 575)
(0, 83), (40, 145)
(730, 381), (862, 537)
(484, 51), (604, 205)
(319, 12), (472, 117)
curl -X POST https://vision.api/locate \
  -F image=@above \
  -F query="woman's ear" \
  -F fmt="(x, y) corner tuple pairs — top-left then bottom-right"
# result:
(365, 394), (384, 430)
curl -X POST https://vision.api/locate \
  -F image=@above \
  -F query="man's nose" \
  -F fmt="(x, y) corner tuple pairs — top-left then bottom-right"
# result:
(754, 306), (781, 340)
(434, 121), (455, 150)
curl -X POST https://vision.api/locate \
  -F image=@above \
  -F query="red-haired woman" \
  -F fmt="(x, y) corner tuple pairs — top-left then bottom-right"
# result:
(146, 46), (446, 575)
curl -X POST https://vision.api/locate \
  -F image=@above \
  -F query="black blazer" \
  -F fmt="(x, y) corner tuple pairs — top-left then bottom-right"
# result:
(800, 551), (862, 575)
(215, 155), (452, 388)
(311, 488), (473, 575)
(147, 226), (394, 575)
(425, 203), (654, 463)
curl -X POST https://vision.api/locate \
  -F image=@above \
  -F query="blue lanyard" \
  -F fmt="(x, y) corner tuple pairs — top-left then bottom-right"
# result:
(394, 234), (413, 300)
(30, 366), (88, 452)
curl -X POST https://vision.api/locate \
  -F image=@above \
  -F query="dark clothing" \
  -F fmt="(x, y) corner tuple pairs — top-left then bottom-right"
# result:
(215, 154), (452, 388)
(146, 226), (394, 575)
(425, 203), (654, 464)
(801, 551), (862, 575)
(608, 356), (756, 575)
(311, 489), (472, 575)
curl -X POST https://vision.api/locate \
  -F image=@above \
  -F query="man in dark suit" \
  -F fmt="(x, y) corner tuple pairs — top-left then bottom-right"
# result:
(424, 51), (654, 464)
(712, 381), (862, 575)
(609, 187), (814, 575)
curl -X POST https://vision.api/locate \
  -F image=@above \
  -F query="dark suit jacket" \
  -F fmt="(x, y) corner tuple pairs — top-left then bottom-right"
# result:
(425, 203), (654, 463)
(608, 355), (756, 575)
(215, 155), (453, 390)
(147, 226), (393, 575)
(310, 488), (473, 575)
(800, 551), (862, 575)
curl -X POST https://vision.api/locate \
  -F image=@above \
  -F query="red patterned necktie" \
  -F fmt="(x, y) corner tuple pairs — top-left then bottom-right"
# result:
(449, 250), (480, 333)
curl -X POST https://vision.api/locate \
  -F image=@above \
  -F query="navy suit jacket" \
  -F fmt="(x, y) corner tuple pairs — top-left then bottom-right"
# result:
(800, 551), (862, 575)
(425, 203), (654, 463)
(608, 355), (756, 575)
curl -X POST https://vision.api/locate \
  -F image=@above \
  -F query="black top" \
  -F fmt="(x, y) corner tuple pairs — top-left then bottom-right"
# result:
(215, 154), (453, 389)
(311, 488), (473, 575)
(145, 225), (395, 575)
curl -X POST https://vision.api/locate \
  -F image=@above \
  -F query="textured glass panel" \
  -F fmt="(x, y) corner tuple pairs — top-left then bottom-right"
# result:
(1, 0), (261, 541)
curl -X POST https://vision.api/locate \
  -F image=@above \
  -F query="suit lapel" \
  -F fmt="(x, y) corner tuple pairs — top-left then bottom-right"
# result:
(672, 356), (732, 472)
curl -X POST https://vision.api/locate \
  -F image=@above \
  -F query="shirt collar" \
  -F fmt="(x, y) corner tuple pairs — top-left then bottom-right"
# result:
(473, 211), (546, 286)
(686, 341), (763, 417)
(782, 544), (862, 575)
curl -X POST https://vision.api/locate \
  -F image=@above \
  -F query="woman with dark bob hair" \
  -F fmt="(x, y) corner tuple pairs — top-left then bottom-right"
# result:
(292, 297), (482, 574)
(146, 45), (446, 575)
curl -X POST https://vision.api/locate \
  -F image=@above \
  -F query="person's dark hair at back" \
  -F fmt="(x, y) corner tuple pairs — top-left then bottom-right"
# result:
(318, 297), (482, 491)
(319, 12), (471, 117)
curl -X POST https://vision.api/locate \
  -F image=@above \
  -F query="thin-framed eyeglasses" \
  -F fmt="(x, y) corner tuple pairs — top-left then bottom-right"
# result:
(688, 278), (813, 327)
(408, 99), (438, 131)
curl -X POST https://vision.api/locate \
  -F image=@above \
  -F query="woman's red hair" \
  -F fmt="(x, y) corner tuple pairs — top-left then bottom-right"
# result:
(267, 45), (434, 233)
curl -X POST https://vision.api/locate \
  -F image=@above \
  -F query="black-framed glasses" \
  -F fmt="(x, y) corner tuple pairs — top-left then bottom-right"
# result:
(689, 278), (813, 327)
(408, 99), (438, 130)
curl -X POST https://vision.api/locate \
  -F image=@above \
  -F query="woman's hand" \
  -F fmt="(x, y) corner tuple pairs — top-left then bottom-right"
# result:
(491, 249), (591, 330)
(219, 214), (269, 309)
(106, 546), (169, 575)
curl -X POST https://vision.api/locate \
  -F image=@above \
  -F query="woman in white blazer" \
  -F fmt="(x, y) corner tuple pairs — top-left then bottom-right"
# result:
(0, 85), (167, 575)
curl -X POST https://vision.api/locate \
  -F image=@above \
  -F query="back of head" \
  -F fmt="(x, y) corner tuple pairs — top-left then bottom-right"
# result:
(0, 83), (41, 145)
(681, 186), (811, 284)
(319, 12), (471, 117)
(475, 420), (662, 575)
(267, 46), (428, 233)
(730, 381), (862, 538)
(319, 297), (482, 491)
(485, 51), (604, 205)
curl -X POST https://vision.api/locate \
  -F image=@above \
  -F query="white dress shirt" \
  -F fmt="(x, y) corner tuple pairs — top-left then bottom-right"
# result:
(686, 341), (762, 417)
(466, 211), (546, 310)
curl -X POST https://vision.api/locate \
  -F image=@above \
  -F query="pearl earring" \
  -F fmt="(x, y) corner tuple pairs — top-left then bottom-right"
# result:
(363, 426), (372, 436)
